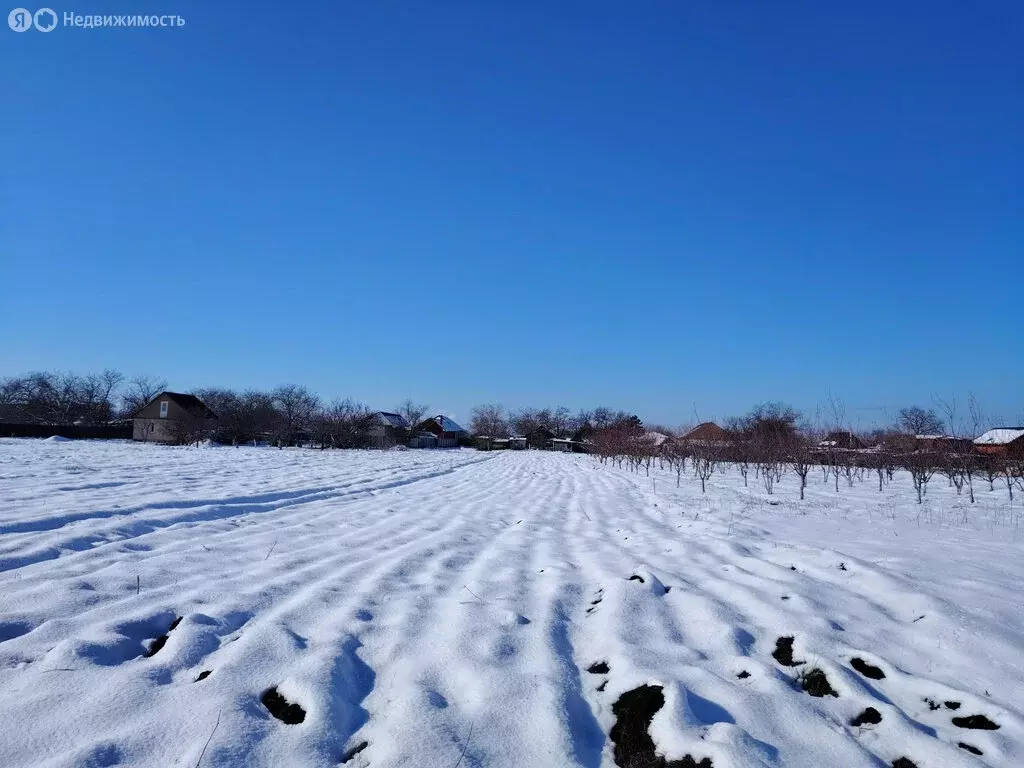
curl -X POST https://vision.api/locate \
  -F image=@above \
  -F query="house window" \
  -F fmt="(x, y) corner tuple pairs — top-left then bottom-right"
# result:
(159, 401), (169, 418)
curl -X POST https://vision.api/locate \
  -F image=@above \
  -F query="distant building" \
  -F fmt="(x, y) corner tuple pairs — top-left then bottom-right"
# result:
(914, 434), (974, 454)
(681, 422), (729, 444)
(526, 427), (555, 450)
(818, 431), (865, 450)
(368, 411), (410, 447)
(974, 428), (1024, 458)
(416, 415), (469, 448)
(132, 391), (217, 443)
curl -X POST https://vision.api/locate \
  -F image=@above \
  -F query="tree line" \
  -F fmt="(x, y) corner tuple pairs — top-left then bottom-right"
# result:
(0, 370), (433, 449)
(582, 401), (1022, 505)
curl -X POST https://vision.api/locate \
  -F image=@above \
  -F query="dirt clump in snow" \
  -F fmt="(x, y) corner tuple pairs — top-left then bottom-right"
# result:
(850, 657), (885, 680)
(772, 636), (804, 667)
(891, 759), (918, 768)
(958, 742), (983, 755)
(194, 670), (211, 682)
(944, 700), (961, 710)
(261, 687), (305, 724)
(851, 707), (882, 726)
(628, 574), (645, 584)
(799, 668), (837, 697)
(609, 685), (712, 768)
(952, 714), (999, 730)
(587, 661), (610, 674)
(736, 670), (750, 679)
(340, 740), (368, 763)
(144, 616), (181, 658)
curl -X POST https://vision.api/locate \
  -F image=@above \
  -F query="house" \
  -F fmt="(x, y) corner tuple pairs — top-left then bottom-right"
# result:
(415, 415), (469, 448)
(508, 436), (528, 450)
(526, 427), (555, 450)
(915, 434), (974, 454)
(132, 391), (217, 444)
(974, 428), (1024, 458)
(818, 431), (865, 450)
(681, 422), (729, 444)
(368, 411), (409, 447)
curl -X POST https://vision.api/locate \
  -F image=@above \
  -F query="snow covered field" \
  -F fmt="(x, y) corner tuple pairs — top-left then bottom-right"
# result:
(0, 439), (1022, 768)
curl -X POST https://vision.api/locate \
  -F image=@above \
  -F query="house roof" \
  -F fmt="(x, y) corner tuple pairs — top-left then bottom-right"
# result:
(974, 428), (1024, 446)
(375, 411), (410, 428)
(430, 415), (467, 434)
(643, 431), (672, 446)
(682, 422), (728, 441)
(143, 391), (217, 419)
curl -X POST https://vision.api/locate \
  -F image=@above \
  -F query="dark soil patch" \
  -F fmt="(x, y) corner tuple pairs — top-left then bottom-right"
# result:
(628, 575), (645, 584)
(597, 680), (607, 692)
(261, 687), (305, 724)
(591, 598), (603, 605)
(800, 668), (837, 698)
(587, 661), (610, 675)
(341, 740), (368, 763)
(851, 707), (882, 726)
(790, 566), (797, 571)
(944, 701), (961, 710)
(780, 596), (790, 601)
(609, 685), (712, 768)
(736, 671), (750, 679)
(924, 697), (941, 711)
(772, 636), (804, 667)
(952, 714), (999, 730)
(958, 742), (983, 755)
(839, 562), (847, 571)
(195, 670), (211, 682)
(892, 759), (918, 768)
(850, 657), (885, 680)
(145, 617), (182, 658)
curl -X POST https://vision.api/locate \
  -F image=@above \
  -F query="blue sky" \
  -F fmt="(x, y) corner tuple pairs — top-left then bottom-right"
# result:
(3, 1), (1021, 429)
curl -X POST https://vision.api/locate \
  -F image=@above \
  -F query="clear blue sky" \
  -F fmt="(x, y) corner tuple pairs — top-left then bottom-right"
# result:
(3, 1), (1021, 429)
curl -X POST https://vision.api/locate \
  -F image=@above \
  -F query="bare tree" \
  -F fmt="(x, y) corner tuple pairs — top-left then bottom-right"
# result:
(397, 399), (429, 433)
(907, 452), (938, 504)
(121, 375), (167, 418)
(897, 406), (945, 436)
(470, 404), (509, 438)
(272, 385), (320, 447)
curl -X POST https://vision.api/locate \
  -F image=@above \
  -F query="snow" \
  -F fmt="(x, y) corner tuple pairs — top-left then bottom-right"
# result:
(974, 428), (1024, 446)
(0, 439), (1022, 767)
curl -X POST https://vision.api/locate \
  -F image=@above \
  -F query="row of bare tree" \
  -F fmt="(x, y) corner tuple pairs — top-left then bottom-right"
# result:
(587, 402), (1023, 504)
(0, 371), (162, 425)
(469, 404), (642, 440)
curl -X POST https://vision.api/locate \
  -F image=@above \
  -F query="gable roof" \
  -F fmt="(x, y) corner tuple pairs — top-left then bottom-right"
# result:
(141, 391), (217, 419)
(375, 411), (410, 428)
(682, 422), (728, 441)
(974, 428), (1024, 446)
(424, 414), (467, 434)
